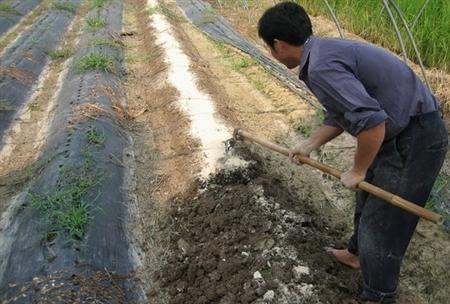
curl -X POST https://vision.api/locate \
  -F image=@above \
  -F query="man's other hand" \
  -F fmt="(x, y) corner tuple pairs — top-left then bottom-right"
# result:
(341, 169), (366, 189)
(289, 142), (313, 164)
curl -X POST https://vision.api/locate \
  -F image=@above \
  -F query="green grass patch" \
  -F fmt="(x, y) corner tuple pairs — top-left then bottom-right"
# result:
(85, 16), (108, 31)
(293, 119), (314, 137)
(49, 47), (74, 60)
(90, 0), (112, 9)
(0, 100), (13, 111)
(0, 3), (17, 16)
(300, 0), (450, 72)
(52, 0), (76, 13)
(29, 151), (99, 242)
(293, 109), (325, 137)
(425, 174), (449, 211)
(230, 56), (256, 71)
(87, 127), (105, 146)
(77, 52), (116, 73)
(89, 37), (122, 49)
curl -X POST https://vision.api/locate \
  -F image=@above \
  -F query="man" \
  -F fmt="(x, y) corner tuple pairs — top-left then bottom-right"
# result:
(258, 2), (448, 303)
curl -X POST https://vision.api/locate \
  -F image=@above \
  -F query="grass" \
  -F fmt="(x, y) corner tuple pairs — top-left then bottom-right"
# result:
(0, 100), (13, 111)
(52, 0), (76, 13)
(230, 56), (256, 71)
(30, 36), (39, 46)
(87, 127), (105, 146)
(29, 150), (99, 242)
(300, 0), (450, 72)
(77, 52), (116, 73)
(425, 174), (449, 211)
(293, 109), (325, 137)
(49, 47), (74, 60)
(90, 0), (112, 9)
(0, 3), (17, 16)
(89, 37), (122, 49)
(85, 16), (108, 31)
(147, 3), (185, 22)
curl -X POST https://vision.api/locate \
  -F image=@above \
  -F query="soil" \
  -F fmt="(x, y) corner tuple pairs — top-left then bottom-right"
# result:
(150, 143), (362, 304)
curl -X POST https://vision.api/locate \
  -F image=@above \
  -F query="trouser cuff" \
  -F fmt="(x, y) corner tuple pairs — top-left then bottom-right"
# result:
(361, 283), (397, 303)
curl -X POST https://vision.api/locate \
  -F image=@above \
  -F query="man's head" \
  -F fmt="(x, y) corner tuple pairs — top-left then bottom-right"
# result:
(258, 2), (312, 69)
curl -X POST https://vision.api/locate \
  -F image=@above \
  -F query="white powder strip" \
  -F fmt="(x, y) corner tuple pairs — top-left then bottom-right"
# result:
(147, 0), (231, 178)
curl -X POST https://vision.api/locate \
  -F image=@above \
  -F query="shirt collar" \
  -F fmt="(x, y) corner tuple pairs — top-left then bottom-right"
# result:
(299, 36), (315, 78)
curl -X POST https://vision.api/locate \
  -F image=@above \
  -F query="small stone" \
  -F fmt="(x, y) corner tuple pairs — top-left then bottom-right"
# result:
(293, 265), (310, 279)
(298, 283), (314, 297)
(253, 271), (263, 280)
(177, 239), (190, 254)
(263, 290), (275, 302)
(241, 251), (249, 257)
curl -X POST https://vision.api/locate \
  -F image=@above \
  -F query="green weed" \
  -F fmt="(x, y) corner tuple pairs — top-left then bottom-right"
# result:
(49, 47), (74, 60)
(293, 119), (313, 137)
(90, 0), (112, 9)
(425, 174), (449, 211)
(89, 38), (122, 49)
(0, 3), (17, 16)
(77, 52), (116, 73)
(29, 151), (100, 242)
(85, 16), (108, 31)
(147, 3), (184, 22)
(230, 56), (255, 71)
(0, 100), (13, 111)
(52, 0), (76, 13)
(30, 36), (39, 46)
(197, 7), (218, 25)
(87, 127), (105, 146)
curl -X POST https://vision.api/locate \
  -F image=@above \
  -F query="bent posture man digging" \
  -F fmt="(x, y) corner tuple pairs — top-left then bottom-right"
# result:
(258, 2), (448, 303)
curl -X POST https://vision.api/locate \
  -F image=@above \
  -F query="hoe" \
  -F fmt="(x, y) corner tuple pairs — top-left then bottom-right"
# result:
(233, 128), (443, 225)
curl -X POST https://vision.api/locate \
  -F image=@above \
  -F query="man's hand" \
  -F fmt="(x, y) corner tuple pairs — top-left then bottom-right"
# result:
(341, 169), (366, 190)
(289, 142), (313, 164)
(289, 125), (343, 164)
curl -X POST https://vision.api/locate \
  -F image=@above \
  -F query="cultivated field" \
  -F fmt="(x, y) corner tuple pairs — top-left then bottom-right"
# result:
(0, 0), (448, 303)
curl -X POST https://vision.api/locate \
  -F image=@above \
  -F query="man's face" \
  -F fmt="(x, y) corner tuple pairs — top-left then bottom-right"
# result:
(268, 40), (300, 70)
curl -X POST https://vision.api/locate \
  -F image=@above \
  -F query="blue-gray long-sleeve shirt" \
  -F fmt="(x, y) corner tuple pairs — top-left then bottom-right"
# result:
(299, 36), (438, 140)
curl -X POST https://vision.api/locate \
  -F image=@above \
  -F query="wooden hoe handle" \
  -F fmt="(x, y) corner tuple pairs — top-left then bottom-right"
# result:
(234, 129), (444, 225)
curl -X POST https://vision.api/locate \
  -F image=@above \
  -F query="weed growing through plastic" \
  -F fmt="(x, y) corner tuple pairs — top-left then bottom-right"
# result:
(87, 127), (105, 146)
(85, 16), (108, 31)
(90, 0), (112, 9)
(30, 36), (39, 46)
(0, 100), (13, 111)
(49, 47), (74, 60)
(0, 3), (17, 16)
(52, 0), (76, 13)
(425, 174), (449, 211)
(77, 52), (116, 73)
(29, 150), (100, 242)
(89, 37), (122, 49)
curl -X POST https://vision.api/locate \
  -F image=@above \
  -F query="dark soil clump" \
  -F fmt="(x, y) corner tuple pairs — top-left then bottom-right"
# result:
(152, 145), (363, 304)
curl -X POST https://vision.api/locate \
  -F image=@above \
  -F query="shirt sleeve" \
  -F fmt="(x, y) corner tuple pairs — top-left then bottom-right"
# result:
(309, 62), (388, 136)
(322, 109), (342, 129)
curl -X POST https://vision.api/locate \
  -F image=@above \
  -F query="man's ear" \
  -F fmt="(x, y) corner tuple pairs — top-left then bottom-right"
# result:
(273, 39), (282, 52)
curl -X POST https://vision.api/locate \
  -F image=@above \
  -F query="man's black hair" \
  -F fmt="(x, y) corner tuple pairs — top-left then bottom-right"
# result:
(258, 2), (312, 48)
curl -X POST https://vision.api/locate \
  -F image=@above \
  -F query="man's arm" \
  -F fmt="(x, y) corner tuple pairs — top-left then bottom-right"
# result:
(289, 124), (343, 160)
(341, 121), (385, 189)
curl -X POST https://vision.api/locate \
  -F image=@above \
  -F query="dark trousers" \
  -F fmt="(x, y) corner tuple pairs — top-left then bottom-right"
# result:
(347, 111), (448, 303)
